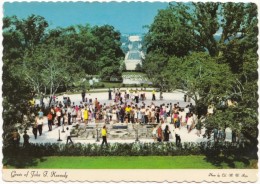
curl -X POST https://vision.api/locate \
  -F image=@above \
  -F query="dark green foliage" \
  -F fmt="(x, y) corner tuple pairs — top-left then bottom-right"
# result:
(143, 2), (258, 143)
(135, 63), (143, 71)
(145, 3), (197, 57)
(3, 141), (256, 159)
(2, 15), (125, 148)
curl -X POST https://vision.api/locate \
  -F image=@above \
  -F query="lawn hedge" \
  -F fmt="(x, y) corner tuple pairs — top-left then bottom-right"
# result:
(3, 141), (257, 160)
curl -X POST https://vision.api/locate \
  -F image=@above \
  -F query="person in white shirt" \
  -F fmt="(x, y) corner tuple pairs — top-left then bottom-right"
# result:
(152, 125), (157, 142)
(81, 107), (85, 122)
(184, 105), (190, 117)
(187, 113), (194, 133)
(36, 115), (46, 136)
(179, 109), (187, 127)
(66, 127), (73, 144)
(160, 118), (167, 131)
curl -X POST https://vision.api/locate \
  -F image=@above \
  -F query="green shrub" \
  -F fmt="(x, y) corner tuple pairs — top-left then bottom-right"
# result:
(3, 141), (255, 162)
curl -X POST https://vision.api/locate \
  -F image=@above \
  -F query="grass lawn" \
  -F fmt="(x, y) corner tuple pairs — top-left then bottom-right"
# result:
(122, 71), (146, 76)
(99, 81), (122, 88)
(9, 156), (257, 169)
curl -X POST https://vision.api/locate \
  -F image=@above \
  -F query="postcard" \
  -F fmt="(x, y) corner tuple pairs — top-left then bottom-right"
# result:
(1, 0), (259, 182)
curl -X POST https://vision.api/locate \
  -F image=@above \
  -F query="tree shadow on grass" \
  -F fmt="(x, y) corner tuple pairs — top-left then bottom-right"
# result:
(203, 155), (251, 169)
(4, 156), (47, 168)
(3, 145), (48, 168)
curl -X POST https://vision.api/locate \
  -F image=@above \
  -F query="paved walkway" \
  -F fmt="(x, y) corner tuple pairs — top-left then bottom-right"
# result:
(26, 91), (233, 145)
(38, 89), (194, 108)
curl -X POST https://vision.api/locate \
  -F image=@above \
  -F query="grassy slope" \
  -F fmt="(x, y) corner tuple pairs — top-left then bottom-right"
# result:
(24, 156), (256, 169)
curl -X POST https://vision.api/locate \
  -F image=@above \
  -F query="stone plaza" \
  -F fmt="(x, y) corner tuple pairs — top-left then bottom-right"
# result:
(22, 89), (233, 145)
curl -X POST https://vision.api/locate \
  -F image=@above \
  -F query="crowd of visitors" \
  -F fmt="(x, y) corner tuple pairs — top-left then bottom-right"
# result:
(10, 88), (238, 147)
(22, 88), (204, 145)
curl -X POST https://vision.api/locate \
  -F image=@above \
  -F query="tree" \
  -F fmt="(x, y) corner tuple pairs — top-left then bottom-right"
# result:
(192, 2), (258, 75)
(145, 3), (198, 57)
(21, 43), (83, 97)
(14, 14), (48, 53)
(91, 25), (124, 80)
(192, 2), (220, 56)
(45, 24), (124, 78)
(142, 51), (173, 92)
(170, 52), (235, 107)
(135, 63), (143, 71)
(145, 2), (258, 74)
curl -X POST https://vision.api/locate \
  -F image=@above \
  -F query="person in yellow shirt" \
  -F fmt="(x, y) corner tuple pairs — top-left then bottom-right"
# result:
(29, 99), (35, 107)
(101, 125), (108, 147)
(125, 105), (132, 113)
(83, 108), (88, 124)
(125, 105), (132, 123)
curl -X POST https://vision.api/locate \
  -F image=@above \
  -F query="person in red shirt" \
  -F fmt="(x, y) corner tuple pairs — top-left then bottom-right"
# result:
(157, 125), (163, 142)
(47, 111), (53, 131)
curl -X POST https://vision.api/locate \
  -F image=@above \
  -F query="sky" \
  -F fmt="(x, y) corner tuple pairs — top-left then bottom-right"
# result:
(3, 2), (170, 34)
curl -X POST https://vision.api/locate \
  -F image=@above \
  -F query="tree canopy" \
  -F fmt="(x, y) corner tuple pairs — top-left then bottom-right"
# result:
(143, 2), (258, 142)
(2, 14), (125, 144)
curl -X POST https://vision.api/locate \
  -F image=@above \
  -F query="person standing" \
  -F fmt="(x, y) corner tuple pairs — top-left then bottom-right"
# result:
(66, 127), (73, 144)
(135, 90), (139, 103)
(157, 125), (163, 142)
(67, 105), (72, 125)
(144, 109), (149, 124)
(119, 106), (125, 123)
(125, 105), (132, 123)
(83, 108), (89, 124)
(152, 90), (156, 101)
(81, 90), (86, 102)
(101, 125), (108, 147)
(47, 111), (53, 131)
(36, 115), (44, 136)
(38, 109), (44, 118)
(56, 109), (61, 126)
(179, 109), (186, 127)
(11, 129), (20, 148)
(152, 125), (157, 142)
(71, 106), (77, 124)
(164, 125), (171, 142)
(51, 106), (55, 125)
(23, 131), (30, 147)
(175, 126), (181, 146)
(32, 122), (38, 139)
(108, 88), (112, 100)
(186, 113), (194, 133)
(126, 88), (130, 99)
(88, 94), (92, 104)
